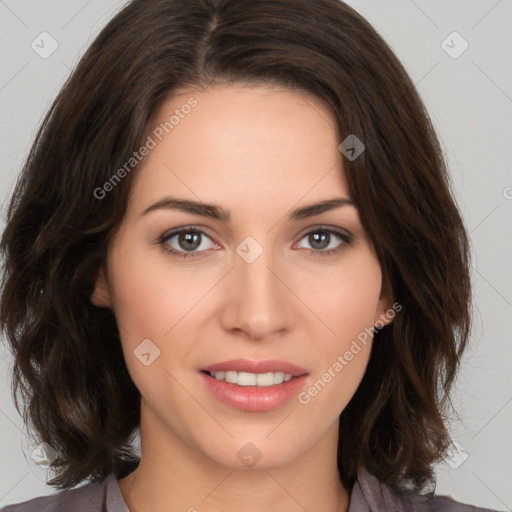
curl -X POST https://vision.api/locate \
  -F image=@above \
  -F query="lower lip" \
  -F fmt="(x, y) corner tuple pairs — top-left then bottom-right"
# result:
(199, 372), (308, 412)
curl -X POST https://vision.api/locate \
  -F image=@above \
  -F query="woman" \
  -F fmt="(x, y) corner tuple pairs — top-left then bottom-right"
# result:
(0, 0), (502, 511)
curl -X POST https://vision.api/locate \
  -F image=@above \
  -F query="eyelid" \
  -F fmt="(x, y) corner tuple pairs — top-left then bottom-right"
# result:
(294, 224), (353, 242)
(159, 224), (352, 243)
(159, 225), (217, 242)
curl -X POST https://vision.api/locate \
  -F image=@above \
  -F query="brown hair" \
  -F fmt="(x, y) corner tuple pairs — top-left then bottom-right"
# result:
(0, 0), (471, 494)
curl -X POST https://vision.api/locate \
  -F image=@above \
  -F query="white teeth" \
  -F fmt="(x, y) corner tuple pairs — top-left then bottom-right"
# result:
(225, 371), (237, 384)
(237, 372), (256, 386)
(272, 371), (284, 385)
(257, 372), (274, 386)
(210, 371), (294, 387)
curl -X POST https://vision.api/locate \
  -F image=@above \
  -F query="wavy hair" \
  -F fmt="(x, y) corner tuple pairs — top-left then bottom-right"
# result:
(0, 0), (471, 494)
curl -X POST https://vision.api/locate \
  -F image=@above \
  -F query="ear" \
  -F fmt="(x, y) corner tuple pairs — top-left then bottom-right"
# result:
(373, 277), (397, 328)
(90, 266), (112, 308)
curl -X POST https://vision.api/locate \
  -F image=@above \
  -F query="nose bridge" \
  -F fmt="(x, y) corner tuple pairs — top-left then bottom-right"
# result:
(225, 234), (291, 339)
(235, 234), (280, 302)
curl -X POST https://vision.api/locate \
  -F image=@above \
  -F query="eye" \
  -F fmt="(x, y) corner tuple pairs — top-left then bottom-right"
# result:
(295, 227), (352, 258)
(159, 227), (217, 259)
(158, 226), (353, 260)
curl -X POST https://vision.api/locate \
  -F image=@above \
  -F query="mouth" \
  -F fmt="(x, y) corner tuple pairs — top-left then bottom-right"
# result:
(199, 359), (309, 412)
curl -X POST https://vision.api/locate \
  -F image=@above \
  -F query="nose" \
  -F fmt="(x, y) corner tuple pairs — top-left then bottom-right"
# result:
(220, 239), (294, 341)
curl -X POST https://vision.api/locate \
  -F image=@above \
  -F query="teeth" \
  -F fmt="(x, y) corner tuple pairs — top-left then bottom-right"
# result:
(237, 372), (256, 386)
(261, 372), (280, 385)
(210, 371), (294, 387)
(225, 371), (237, 384)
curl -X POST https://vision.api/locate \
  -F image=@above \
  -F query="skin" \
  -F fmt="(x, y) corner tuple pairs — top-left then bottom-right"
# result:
(91, 82), (394, 512)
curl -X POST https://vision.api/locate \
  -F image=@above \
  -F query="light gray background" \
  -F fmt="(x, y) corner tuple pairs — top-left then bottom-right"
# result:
(0, 0), (511, 510)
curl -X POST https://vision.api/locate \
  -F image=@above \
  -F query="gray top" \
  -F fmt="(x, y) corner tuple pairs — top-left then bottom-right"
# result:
(1, 460), (502, 512)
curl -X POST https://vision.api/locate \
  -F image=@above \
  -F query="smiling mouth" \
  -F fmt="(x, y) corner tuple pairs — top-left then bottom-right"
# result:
(199, 361), (309, 411)
(201, 370), (294, 387)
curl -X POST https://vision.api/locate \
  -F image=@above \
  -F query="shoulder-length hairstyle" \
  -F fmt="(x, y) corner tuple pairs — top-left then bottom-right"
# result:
(0, 0), (471, 494)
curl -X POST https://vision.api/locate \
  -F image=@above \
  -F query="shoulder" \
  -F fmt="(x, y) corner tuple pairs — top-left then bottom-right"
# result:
(1, 476), (111, 512)
(1, 459), (137, 512)
(355, 467), (503, 512)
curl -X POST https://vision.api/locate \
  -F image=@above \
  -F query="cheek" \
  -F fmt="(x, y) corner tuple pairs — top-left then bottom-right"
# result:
(106, 237), (225, 386)
(308, 251), (383, 342)
(297, 252), (382, 410)
(106, 241), (195, 399)
(107, 239), (206, 339)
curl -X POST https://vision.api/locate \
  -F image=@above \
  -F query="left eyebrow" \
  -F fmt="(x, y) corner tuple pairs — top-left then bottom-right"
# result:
(141, 196), (356, 222)
(288, 197), (357, 221)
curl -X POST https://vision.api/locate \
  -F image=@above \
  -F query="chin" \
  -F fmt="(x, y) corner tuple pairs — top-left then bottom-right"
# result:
(194, 429), (312, 471)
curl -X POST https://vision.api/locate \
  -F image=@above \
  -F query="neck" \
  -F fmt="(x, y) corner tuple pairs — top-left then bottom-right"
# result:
(118, 405), (350, 512)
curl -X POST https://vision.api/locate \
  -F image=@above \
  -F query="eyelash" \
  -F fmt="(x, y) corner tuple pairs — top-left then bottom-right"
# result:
(158, 226), (352, 260)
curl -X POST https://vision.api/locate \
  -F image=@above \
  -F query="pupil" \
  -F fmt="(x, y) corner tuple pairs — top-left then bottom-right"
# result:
(310, 232), (329, 250)
(179, 232), (201, 251)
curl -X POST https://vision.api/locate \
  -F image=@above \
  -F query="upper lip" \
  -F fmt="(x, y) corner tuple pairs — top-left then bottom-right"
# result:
(201, 359), (308, 377)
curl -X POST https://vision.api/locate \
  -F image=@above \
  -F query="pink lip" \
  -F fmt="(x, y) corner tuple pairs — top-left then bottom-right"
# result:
(201, 359), (307, 376)
(199, 359), (309, 412)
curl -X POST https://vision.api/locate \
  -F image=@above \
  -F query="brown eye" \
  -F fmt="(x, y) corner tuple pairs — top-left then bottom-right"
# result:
(160, 228), (216, 259)
(296, 228), (352, 257)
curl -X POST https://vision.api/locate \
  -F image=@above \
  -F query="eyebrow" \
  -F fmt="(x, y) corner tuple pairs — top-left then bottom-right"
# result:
(142, 196), (356, 222)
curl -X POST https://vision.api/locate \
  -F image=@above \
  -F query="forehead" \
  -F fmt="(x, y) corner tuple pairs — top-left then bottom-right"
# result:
(128, 83), (351, 218)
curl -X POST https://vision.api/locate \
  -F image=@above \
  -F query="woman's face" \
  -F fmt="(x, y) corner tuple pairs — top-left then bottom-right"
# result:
(92, 83), (393, 470)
